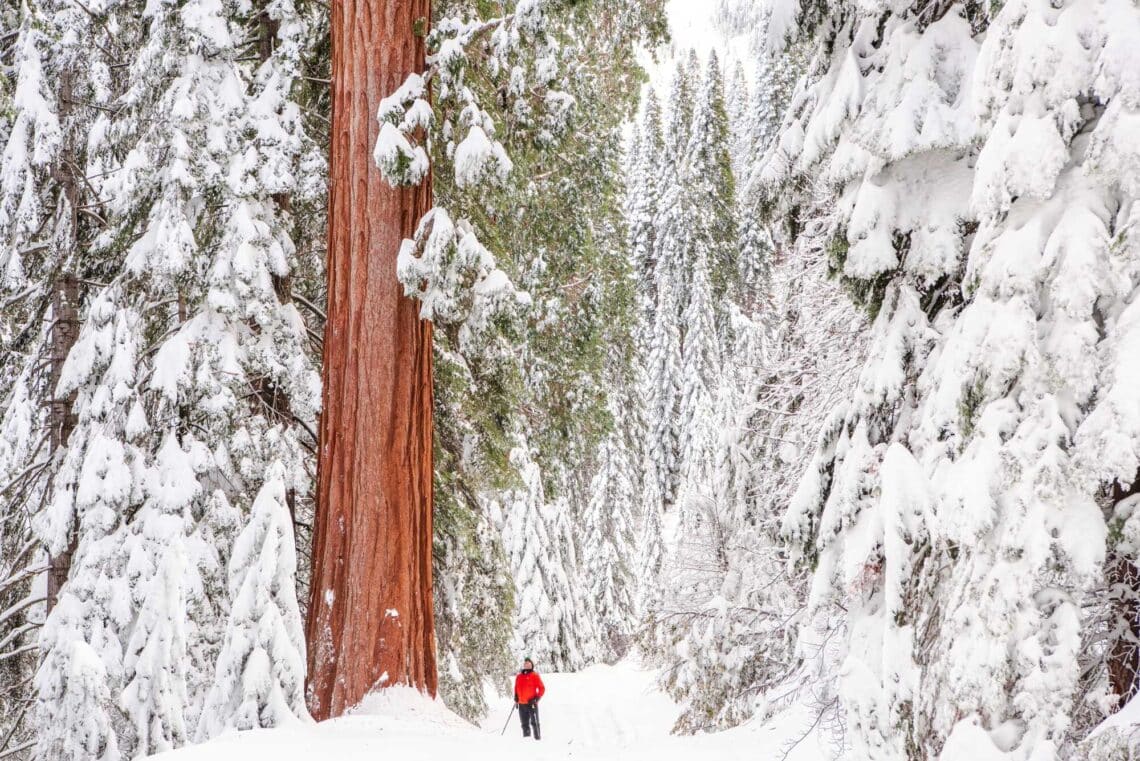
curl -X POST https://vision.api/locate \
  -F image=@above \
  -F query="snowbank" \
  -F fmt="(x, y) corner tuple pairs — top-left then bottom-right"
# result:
(156, 661), (836, 761)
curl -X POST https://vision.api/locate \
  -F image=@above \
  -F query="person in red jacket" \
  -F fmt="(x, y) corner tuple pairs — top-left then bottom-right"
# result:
(513, 657), (545, 740)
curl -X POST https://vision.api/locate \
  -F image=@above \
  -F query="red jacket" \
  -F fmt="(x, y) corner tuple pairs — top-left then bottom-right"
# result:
(514, 669), (545, 704)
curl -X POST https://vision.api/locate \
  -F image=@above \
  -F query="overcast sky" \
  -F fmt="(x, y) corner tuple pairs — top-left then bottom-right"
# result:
(637, 0), (754, 100)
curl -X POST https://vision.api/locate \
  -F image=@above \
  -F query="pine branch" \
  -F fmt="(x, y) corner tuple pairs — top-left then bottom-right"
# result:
(0, 596), (46, 628)
(0, 740), (35, 761)
(0, 460), (50, 502)
(0, 644), (37, 663)
(0, 561), (49, 598)
(0, 621), (40, 654)
(302, 106), (331, 126)
(293, 417), (317, 450)
(0, 286), (39, 312)
(293, 293), (326, 322)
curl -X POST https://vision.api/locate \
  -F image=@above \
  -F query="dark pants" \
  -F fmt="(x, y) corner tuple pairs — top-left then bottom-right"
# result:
(518, 701), (541, 739)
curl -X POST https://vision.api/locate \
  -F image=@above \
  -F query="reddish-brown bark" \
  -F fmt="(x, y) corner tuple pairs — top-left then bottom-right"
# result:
(306, 0), (437, 720)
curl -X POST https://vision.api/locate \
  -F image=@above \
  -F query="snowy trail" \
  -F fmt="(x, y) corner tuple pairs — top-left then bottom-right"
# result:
(158, 661), (832, 761)
(477, 661), (678, 750)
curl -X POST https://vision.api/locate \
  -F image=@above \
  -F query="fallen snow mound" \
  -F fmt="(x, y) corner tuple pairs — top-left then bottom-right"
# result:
(157, 661), (834, 760)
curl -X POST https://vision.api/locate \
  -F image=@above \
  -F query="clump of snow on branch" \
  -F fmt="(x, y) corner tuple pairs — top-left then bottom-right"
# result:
(374, 1), (573, 332)
(453, 126), (512, 188)
(374, 73), (431, 186)
(397, 209), (528, 350)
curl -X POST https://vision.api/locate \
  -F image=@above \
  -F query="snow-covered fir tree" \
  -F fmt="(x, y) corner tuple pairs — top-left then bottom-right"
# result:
(725, 61), (753, 181)
(580, 347), (643, 663)
(21, 0), (324, 755)
(581, 432), (639, 661)
(642, 61), (695, 530)
(675, 53), (734, 507)
(1, 0), (111, 753)
(196, 462), (307, 739)
(763, 0), (1140, 754)
(745, 58), (781, 171)
(627, 85), (670, 638)
(676, 246), (720, 509)
(495, 443), (596, 671)
(628, 89), (665, 311)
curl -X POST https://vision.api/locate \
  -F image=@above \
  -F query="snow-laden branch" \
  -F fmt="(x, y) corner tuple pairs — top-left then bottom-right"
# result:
(375, 3), (570, 192)
(0, 594), (44, 628)
(397, 208), (530, 350)
(373, 1), (574, 335)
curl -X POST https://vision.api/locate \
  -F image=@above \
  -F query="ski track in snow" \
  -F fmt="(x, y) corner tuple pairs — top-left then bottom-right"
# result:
(155, 661), (833, 760)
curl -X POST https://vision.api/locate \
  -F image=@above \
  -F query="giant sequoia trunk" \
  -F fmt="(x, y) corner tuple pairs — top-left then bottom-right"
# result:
(306, 0), (438, 720)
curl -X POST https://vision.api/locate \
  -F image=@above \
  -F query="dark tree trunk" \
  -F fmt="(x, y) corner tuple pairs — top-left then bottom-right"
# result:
(45, 65), (81, 613)
(1109, 478), (1140, 707)
(45, 273), (79, 611)
(1108, 554), (1140, 706)
(305, 0), (437, 720)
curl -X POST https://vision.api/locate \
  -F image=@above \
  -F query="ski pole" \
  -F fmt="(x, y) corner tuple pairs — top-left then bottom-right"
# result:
(500, 703), (517, 736)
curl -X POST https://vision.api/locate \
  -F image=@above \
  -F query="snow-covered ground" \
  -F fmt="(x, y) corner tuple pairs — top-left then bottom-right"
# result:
(156, 661), (834, 760)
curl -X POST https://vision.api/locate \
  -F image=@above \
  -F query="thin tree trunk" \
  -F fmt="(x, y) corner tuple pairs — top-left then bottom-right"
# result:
(305, 0), (437, 720)
(1108, 553), (1140, 706)
(1109, 478), (1140, 706)
(45, 65), (81, 613)
(45, 273), (79, 611)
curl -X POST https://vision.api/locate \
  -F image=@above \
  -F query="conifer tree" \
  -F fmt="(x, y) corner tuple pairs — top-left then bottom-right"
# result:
(667, 50), (700, 157)
(498, 444), (595, 671)
(117, 435), (200, 755)
(683, 51), (737, 303)
(27, 0), (323, 752)
(581, 398), (640, 662)
(197, 462), (307, 739)
(628, 90), (665, 311)
(675, 54), (734, 510)
(765, 0), (1140, 754)
(644, 248), (683, 516)
(677, 247), (720, 509)
(306, 0), (438, 716)
(34, 600), (120, 761)
(643, 61), (696, 520)
(726, 60), (752, 181)
(0, 4), (103, 747)
(736, 186), (773, 313)
(414, 0), (663, 710)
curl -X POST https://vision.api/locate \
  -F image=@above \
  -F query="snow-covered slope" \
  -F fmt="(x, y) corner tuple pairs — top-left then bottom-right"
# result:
(155, 661), (833, 760)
